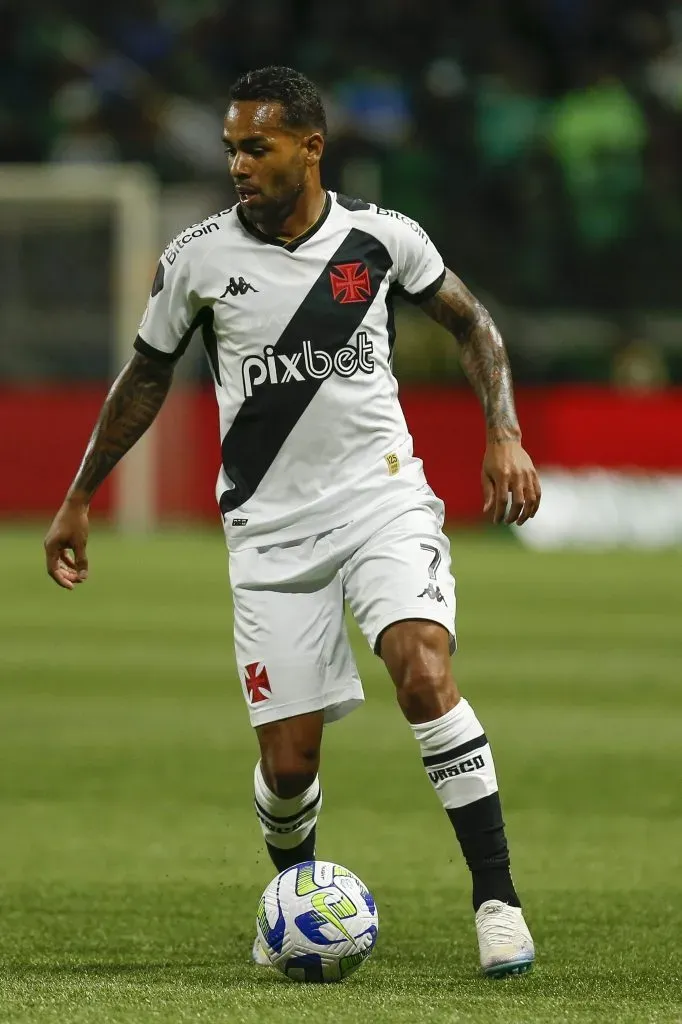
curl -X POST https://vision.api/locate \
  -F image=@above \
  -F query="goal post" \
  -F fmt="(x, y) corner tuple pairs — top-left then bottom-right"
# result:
(111, 167), (160, 532)
(0, 164), (160, 531)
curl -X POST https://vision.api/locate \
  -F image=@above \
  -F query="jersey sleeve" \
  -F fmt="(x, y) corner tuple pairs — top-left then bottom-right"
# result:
(382, 209), (446, 303)
(134, 249), (199, 363)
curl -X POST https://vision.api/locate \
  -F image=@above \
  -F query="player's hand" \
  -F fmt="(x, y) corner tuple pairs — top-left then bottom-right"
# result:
(44, 499), (90, 590)
(482, 441), (541, 526)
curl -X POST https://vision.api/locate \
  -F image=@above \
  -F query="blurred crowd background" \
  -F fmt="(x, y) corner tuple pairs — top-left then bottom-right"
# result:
(1, 0), (682, 385)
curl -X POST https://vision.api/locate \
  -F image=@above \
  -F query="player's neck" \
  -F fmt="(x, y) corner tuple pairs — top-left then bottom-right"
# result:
(267, 187), (327, 244)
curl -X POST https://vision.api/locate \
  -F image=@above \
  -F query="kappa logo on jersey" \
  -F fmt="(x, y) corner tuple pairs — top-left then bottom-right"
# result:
(418, 583), (446, 603)
(329, 262), (372, 304)
(244, 662), (271, 703)
(221, 277), (259, 297)
(241, 331), (375, 398)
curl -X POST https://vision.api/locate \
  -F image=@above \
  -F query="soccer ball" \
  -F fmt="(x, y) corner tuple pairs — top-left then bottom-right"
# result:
(256, 860), (379, 982)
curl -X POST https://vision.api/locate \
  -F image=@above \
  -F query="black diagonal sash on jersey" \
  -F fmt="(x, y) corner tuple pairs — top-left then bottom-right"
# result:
(219, 229), (393, 515)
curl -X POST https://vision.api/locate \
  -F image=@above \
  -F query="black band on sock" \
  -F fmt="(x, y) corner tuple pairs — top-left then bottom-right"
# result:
(255, 788), (321, 827)
(422, 733), (488, 768)
(446, 794), (520, 910)
(265, 825), (317, 873)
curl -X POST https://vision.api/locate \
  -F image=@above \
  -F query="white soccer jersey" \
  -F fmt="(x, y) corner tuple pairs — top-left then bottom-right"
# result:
(135, 191), (446, 549)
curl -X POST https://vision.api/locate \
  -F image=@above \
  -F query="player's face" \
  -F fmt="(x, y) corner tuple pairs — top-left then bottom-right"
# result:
(223, 101), (322, 227)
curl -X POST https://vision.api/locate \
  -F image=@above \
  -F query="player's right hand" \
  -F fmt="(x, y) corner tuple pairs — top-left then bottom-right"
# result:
(44, 499), (90, 590)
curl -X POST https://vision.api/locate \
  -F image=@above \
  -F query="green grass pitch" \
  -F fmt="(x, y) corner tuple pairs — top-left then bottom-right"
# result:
(1, 526), (681, 1023)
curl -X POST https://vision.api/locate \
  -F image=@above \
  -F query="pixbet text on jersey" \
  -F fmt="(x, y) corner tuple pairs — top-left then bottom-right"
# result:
(241, 331), (375, 398)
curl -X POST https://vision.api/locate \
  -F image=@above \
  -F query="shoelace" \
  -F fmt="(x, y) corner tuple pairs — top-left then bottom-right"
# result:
(478, 907), (522, 946)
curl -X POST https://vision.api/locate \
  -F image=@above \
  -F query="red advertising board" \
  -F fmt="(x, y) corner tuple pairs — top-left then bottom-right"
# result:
(2, 386), (681, 521)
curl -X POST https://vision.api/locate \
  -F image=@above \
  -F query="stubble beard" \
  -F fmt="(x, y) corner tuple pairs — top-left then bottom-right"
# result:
(244, 176), (306, 233)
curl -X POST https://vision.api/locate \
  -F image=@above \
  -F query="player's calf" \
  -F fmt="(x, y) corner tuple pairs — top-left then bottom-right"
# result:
(251, 741), (323, 967)
(254, 712), (324, 873)
(381, 622), (522, 913)
(411, 698), (521, 911)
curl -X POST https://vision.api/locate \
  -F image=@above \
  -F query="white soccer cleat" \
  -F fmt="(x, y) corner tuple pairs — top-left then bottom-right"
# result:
(251, 936), (271, 967)
(475, 900), (535, 977)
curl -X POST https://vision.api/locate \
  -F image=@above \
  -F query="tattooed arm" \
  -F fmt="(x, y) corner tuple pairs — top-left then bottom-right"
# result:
(44, 352), (174, 588)
(67, 352), (173, 502)
(421, 270), (520, 443)
(420, 268), (541, 525)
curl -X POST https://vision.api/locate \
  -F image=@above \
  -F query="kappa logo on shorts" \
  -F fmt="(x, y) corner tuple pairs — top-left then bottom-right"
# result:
(418, 544), (446, 604)
(418, 583), (446, 604)
(244, 662), (272, 704)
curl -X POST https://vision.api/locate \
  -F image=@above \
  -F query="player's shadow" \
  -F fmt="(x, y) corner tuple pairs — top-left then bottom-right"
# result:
(9, 959), (542, 997)
(10, 953), (516, 992)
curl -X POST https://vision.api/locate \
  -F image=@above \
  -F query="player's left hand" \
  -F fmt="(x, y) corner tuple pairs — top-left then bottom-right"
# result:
(482, 441), (541, 526)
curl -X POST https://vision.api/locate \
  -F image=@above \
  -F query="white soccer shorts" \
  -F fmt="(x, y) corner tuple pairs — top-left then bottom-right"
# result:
(228, 499), (457, 727)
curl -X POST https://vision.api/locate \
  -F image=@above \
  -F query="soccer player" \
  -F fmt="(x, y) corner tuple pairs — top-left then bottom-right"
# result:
(45, 66), (541, 976)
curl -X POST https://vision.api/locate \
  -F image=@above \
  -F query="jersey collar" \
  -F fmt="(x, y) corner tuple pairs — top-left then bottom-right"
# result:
(236, 191), (332, 253)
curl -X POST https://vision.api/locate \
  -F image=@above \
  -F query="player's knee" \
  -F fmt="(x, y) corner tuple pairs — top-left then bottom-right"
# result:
(393, 643), (458, 722)
(398, 668), (455, 721)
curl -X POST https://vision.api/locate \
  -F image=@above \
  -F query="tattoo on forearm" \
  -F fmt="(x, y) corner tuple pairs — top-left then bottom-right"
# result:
(421, 269), (520, 442)
(69, 353), (174, 501)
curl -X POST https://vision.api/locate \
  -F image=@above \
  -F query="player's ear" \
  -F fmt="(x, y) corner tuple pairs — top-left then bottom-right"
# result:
(304, 132), (324, 166)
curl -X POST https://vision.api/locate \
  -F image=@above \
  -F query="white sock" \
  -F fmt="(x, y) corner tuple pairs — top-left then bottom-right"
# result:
(410, 698), (499, 809)
(253, 761), (322, 851)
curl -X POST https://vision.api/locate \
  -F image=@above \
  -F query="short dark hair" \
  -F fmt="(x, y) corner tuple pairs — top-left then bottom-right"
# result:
(228, 66), (327, 137)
